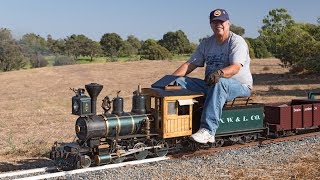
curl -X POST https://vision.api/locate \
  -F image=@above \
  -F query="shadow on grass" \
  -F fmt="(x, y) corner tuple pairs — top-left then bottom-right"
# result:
(252, 72), (320, 98)
(0, 158), (54, 173)
(253, 73), (320, 86)
(254, 88), (320, 97)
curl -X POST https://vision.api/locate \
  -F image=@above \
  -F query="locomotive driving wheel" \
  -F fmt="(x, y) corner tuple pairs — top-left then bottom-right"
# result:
(154, 140), (169, 157)
(76, 155), (91, 169)
(211, 138), (224, 148)
(133, 142), (148, 160)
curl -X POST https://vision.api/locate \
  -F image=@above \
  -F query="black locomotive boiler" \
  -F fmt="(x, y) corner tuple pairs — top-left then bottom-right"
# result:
(51, 83), (165, 170)
(50, 75), (320, 170)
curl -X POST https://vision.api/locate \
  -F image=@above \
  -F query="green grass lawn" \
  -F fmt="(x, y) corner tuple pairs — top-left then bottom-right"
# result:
(23, 54), (191, 69)
(50, 55), (189, 65)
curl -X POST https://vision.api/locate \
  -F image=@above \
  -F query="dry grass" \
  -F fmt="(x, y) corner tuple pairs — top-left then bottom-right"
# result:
(0, 58), (319, 174)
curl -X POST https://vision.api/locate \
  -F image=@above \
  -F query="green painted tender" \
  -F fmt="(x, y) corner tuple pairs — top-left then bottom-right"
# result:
(216, 104), (265, 135)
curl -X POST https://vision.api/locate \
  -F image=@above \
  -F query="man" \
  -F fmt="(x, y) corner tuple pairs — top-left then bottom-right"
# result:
(172, 9), (252, 144)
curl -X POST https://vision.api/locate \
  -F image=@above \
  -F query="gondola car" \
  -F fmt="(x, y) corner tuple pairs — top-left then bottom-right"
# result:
(264, 92), (320, 136)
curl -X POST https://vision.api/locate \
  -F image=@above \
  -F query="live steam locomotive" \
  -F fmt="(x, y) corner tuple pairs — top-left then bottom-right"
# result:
(50, 75), (320, 170)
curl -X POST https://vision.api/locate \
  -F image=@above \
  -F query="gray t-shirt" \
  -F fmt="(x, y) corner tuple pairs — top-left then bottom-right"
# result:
(188, 32), (253, 88)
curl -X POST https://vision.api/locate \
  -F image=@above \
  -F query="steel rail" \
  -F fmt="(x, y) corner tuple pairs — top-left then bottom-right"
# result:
(1, 131), (319, 179)
(0, 167), (57, 178)
(3, 157), (169, 180)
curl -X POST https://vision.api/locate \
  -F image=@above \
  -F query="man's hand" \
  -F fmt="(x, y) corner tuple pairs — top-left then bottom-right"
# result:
(205, 69), (224, 86)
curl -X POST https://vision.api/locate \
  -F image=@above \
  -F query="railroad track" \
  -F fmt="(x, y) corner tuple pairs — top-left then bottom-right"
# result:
(1, 131), (319, 180)
(0, 157), (170, 180)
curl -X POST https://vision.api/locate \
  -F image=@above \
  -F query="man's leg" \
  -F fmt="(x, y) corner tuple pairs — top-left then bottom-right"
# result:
(200, 78), (251, 134)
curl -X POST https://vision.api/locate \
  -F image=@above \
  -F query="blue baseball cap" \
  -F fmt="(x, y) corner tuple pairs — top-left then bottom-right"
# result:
(209, 9), (229, 22)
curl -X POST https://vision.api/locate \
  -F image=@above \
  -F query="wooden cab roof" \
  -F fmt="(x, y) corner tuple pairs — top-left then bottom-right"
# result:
(142, 75), (203, 98)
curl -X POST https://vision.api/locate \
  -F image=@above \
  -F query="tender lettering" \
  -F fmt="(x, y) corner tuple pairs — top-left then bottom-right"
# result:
(219, 114), (261, 124)
(219, 119), (225, 123)
(226, 117), (234, 123)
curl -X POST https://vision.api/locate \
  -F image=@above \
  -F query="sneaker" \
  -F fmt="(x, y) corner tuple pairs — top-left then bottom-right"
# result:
(208, 134), (215, 143)
(190, 128), (215, 144)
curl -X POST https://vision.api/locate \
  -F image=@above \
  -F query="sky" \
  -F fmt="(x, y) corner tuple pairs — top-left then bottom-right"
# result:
(0, 0), (319, 43)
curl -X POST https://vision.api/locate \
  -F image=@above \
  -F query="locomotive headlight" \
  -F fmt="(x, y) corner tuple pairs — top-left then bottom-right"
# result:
(73, 101), (79, 112)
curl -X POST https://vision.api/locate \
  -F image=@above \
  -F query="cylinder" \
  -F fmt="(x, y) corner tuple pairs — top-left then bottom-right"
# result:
(131, 95), (146, 114)
(94, 153), (111, 165)
(112, 96), (124, 116)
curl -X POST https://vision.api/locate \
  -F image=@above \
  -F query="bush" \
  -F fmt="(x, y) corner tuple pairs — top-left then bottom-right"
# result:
(53, 56), (75, 66)
(246, 38), (272, 58)
(139, 39), (172, 60)
(245, 39), (255, 59)
(30, 55), (48, 68)
(275, 25), (320, 72)
(0, 28), (26, 71)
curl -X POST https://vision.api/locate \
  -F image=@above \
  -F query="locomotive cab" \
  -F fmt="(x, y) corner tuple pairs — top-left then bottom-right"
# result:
(142, 75), (203, 138)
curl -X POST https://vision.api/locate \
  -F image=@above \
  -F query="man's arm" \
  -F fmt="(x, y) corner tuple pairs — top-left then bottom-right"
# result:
(172, 62), (197, 76)
(220, 63), (242, 78)
(205, 63), (242, 86)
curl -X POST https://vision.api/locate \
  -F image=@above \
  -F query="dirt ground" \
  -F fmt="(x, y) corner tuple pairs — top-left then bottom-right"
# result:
(0, 58), (319, 173)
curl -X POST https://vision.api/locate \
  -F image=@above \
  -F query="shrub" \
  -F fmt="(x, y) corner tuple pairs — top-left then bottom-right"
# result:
(246, 38), (272, 59)
(0, 28), (26, 71)
(276, 25), (320, 72)
(53, 56), (75, 66)
(245, 39), (255, 59)
(30, 55), (48, 68)
(139, 39), (172, 60)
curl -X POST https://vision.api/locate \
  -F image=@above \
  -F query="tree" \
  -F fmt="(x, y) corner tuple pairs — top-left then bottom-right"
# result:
(75, 35), (96, 58)
(244, 39), (255, 58)
(118, 41), (136, 57)
(199, 35), (210, 44)
(47, 35), (66, 55)
(188, 42), (198, 54)
(275, 24), (320, 72)
(139, 39), (172, 60)
(126, 35), (142, 51)
(0, 28), (25, 71)
(20, 33), (48, 55)
(87, 41), (103, 61)
(19, 33), (49, 68)
(259, 8), (295, 55)
(118, 35), (141, 57)
(65, 34), (98, 60)
(65, 34), (80, 59)
(299, 23), (320, 41)
(159, 30), (191, 54)
(230, 24), (245, 36)
(246, 38), (271, 58)
(100, 33), (123, 58)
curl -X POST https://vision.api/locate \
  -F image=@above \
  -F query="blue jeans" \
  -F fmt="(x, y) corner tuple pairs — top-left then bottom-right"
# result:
(175, 77), (251, 135)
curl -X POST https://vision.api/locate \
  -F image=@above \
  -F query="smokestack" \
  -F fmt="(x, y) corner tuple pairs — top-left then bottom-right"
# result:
(85, 83), (103, 115)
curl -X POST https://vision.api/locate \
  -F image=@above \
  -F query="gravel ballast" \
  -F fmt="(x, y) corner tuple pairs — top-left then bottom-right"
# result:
(50, 134), (320, 179)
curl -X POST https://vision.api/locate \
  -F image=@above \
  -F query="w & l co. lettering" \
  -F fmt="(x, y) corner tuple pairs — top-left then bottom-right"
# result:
(219, 114), (261, 124)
